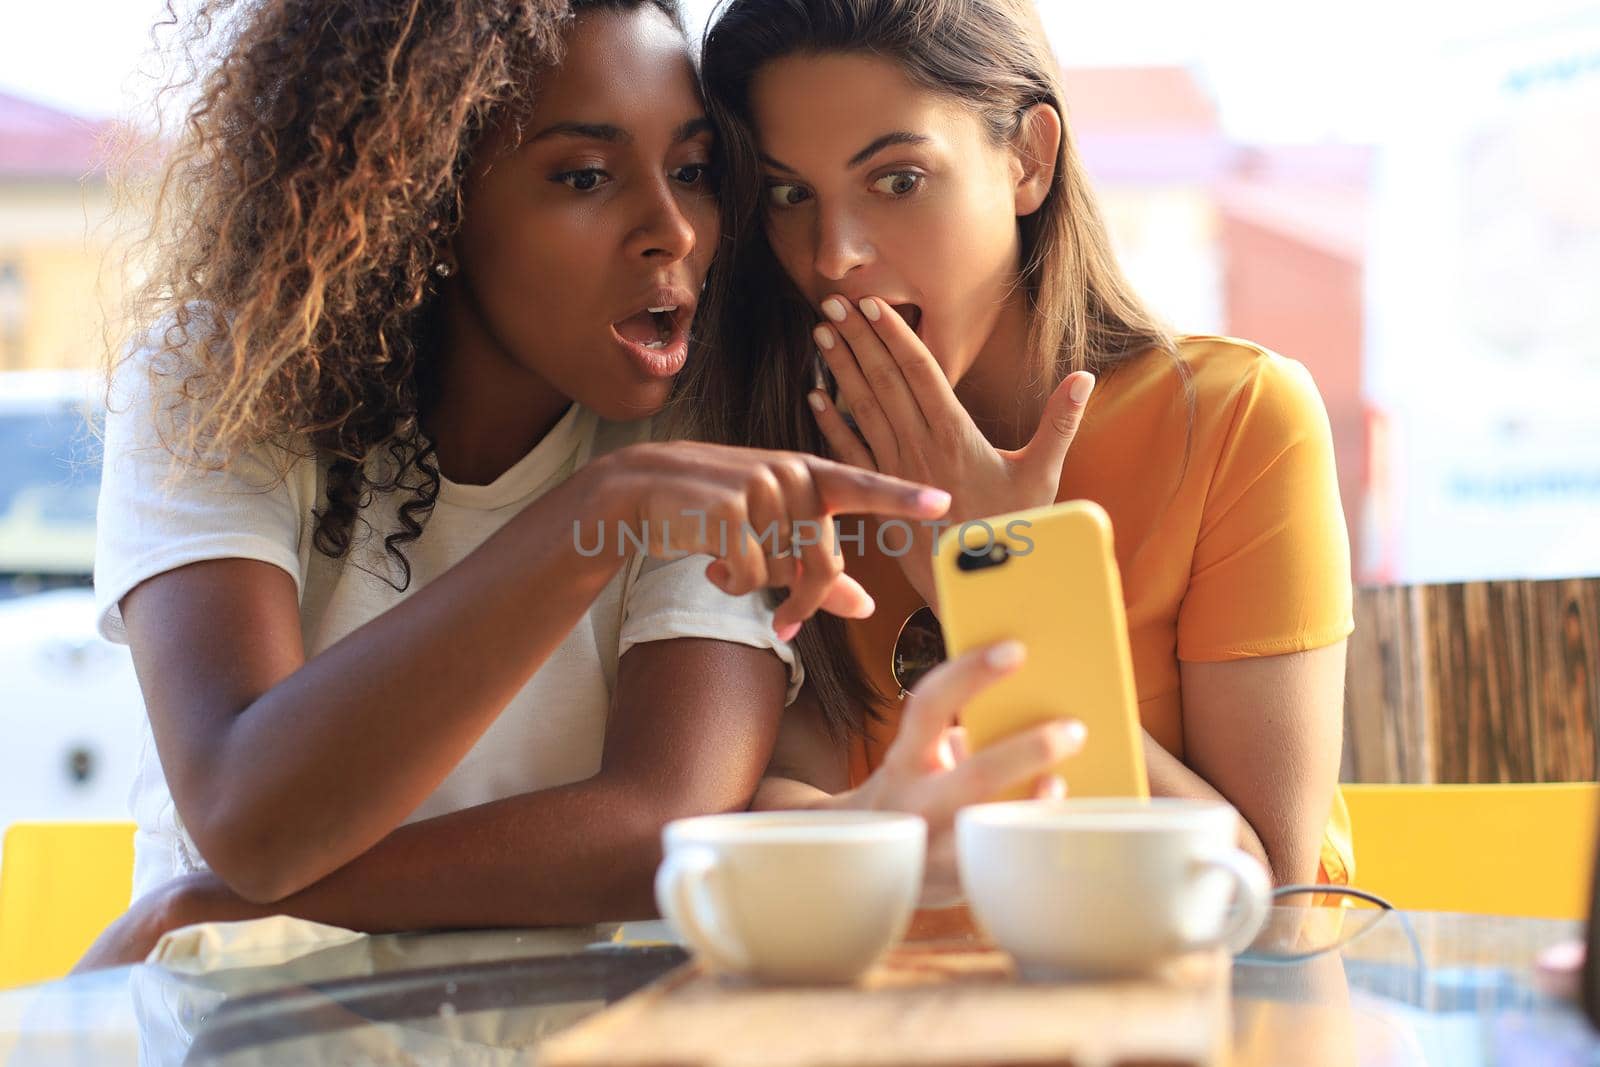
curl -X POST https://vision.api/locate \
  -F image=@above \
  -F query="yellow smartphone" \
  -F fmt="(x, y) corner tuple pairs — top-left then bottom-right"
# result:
(932, 500), (1149, 800)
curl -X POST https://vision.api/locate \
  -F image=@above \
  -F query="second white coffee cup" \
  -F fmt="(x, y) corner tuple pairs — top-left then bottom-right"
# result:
(655, 810), (926, 984)
(957, 798), (1272, 978)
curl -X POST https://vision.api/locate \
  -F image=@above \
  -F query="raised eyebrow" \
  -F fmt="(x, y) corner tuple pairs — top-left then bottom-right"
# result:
(848, 132), (932, 168)
(759, 132), (933, 177)
(673, 117), (715, 144)
(527, 121), (630, 144)
(759, 152), (798, 176)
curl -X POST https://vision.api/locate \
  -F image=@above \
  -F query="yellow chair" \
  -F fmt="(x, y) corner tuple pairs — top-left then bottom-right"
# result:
(1342, 783), (1599, 919)
(0, 821), (135, 989)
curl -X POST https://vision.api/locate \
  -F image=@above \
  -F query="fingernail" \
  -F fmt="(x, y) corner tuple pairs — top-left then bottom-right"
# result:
(1069, 373), (1095, 405)
(1052, 719), (1087, 747)
(822, 297), (848, 322)
(986, 640), (1026, 670)
(917, 488), (952, 514)
(1047, 774), (1068, 799)
(859, 297), (881, 322)
(776, 621), (801, 642)
(842, 591), (877, 619)
(813, 325), (836, 350)
(808, 390), (828, 413)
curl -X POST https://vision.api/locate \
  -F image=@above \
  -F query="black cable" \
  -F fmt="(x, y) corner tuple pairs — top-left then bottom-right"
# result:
(1272, 884), (1397, 911)
(1240, 885), (1427, 984)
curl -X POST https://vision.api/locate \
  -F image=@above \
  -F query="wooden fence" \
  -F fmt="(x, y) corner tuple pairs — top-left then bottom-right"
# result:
(1342, 577), (1600, 784)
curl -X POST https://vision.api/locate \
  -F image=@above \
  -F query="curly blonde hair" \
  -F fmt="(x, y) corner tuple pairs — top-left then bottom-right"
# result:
(114, 0), (672, 586)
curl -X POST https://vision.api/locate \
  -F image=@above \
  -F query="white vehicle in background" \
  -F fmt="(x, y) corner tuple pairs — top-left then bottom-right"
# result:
(0, 371), (142, 832)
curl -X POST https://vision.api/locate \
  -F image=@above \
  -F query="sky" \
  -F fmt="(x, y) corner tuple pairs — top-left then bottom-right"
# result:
(3, 0), (1599, 141)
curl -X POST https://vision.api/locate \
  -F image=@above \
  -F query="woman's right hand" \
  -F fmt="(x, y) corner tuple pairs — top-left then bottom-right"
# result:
(820, 642), (1086, 907)
(73, 871), (267, 972)
(591, 442), (952, 638)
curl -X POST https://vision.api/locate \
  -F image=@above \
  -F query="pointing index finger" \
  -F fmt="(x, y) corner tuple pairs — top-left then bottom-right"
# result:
(809, 459), (951, 519)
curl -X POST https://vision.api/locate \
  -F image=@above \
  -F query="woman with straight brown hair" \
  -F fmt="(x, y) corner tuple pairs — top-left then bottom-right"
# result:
(681, 0), (1356, 900)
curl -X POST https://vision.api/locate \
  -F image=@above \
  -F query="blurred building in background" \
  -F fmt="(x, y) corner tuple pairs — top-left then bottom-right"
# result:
(0, 92), (140, 828)
(0, 91), (120, 374)
(1065, 67), (1377, 579)
(0, 91), (115, 582)
(1064, 67), (1231, 335)
(1065, 13), (1600, 585)
(1362, 23), (1600, 583)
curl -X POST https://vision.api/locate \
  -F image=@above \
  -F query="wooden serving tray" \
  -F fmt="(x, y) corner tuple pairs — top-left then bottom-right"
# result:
(538, 940), (1230, 1067)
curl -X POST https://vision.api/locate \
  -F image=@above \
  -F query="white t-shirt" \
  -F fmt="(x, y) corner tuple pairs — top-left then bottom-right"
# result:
(94, 351), (801, 902)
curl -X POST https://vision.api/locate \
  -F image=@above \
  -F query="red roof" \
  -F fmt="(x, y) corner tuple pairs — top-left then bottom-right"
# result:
(1053, 69), (1375, 260)
(1061, 67), (1221, 134)
(1061, 67), (1235, 185)
(1217, 144), (1375, 262)
(0, 91), (114, 179)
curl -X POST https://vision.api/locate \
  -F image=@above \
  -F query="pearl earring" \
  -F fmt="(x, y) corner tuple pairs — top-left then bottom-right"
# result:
(433, 261), (454, 278)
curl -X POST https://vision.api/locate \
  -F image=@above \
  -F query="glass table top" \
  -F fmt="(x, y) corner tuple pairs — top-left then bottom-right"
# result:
(0, 908), (1594, 1065)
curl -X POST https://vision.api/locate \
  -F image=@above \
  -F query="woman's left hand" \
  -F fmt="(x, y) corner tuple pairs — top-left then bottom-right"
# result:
(808, 295), (1094, 607)
(72, 872), (268, 973)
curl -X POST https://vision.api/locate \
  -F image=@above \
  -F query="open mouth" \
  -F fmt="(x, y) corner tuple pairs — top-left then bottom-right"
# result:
(891, 303), (924, 335)
(612, 305), (684, 350)
(611, 296), (694, 380)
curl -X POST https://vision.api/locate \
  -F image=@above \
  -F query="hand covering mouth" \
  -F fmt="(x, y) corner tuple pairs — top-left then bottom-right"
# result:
(890, 303), (923, 334)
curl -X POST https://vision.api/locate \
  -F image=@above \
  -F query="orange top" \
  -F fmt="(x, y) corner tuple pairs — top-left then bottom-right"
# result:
(844, 336), (1356, 885)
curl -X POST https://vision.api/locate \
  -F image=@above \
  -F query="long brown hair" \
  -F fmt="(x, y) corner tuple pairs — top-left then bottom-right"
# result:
(112, 0), (678, 588)
(680, 0), (1181, 740)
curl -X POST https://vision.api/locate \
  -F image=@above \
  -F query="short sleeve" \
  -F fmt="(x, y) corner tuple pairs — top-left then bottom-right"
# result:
(94, 346), (310, 644)
(618, 554), (805, 705)
(1176, 353), (1354, 661)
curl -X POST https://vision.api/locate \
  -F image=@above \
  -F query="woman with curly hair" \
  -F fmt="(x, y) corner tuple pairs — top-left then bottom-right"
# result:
(76, 0), (1020, 966)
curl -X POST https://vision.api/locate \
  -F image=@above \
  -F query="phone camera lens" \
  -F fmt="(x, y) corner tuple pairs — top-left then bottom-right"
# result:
(958, 539), (1012, 572)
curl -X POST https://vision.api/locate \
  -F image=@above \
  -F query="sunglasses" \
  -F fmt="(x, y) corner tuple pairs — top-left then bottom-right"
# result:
(891, 606), (947, 699)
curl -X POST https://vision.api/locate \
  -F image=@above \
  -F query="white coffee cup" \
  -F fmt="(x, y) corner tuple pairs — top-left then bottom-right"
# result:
(956, 798), (1272, 978)
(655, 810), (926, 984)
